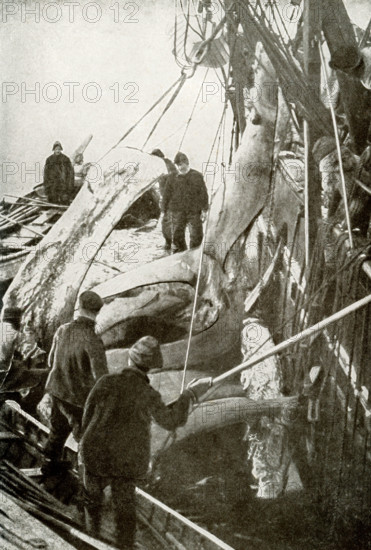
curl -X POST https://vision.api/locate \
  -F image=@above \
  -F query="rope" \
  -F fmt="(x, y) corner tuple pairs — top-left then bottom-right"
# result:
(180, 104), (228, 393)
(319, 42), (354, 248)
(97, 76), (183, 163)
(178, 68), (210, 150)
(142, 75), (188, 149)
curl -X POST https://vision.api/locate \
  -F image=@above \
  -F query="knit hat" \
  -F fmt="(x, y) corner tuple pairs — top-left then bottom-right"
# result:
(2, 307), (22, 323)
(312, 137), (336, 164)
(151, 149), (165, 158)
(128, 336), (163, 371)
(329, 46), (362, 72)
(79, 291), (104, 313)
(53, 141), (63, 151)
(174, 152), (189, 165)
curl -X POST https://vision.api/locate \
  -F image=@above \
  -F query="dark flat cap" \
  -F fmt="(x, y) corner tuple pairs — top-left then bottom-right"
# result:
(79, 291), (104, 313)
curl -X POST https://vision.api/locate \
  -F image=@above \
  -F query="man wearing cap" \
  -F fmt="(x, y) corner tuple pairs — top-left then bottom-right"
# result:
(162, 152), (209, 253)
(79, 335), (212, 550)
(151, 149), (177, 250)
(41, 290), (108, 472)
(43, 141), (75, 205)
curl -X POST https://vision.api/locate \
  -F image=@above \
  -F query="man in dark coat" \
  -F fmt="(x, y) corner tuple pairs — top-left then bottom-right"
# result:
(43, 141), (75, 205)
(162, 152), (209, 253)
(1, 307), (48, 406)
(41, 291), (108, 473)
(151, 149), (177, 250)
(79, 335), (212, 550)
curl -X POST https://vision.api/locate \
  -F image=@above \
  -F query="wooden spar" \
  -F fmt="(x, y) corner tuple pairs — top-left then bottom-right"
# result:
(0, 210), (38, 229)
(0, 212), (43, 237)
(4, 194), (67, 210)
(303, 0), (322, 263)
(213, 293), (371, 385)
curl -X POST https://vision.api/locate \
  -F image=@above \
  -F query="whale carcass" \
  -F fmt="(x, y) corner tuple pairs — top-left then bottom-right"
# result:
(3, 44), (277, 376)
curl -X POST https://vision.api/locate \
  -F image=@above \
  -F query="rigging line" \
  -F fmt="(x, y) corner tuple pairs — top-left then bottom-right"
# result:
(174, 0), (178, 61)
(238, 0), (307, 90)
(152, 102), (209, 149)
(97, 76), (183, 163)
(215, 105), (227, 223)
(269, 0), (292, 44)
(179, 68), (210, 150)
(319, 42), (354, 249)
(183, 0), (192, 64)
(190, 0), (204, 33)
(180, 104), (228, 394)
(216, 0), (275, 79)
(179, 0), (203, 38)
(246, 0), (304, 77)
(142, 75), (188, 150)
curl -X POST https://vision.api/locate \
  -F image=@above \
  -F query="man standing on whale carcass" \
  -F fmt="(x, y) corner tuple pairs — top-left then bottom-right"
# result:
(79, 335), (212, 550)
(43, 140), (75, 205)
(162, 152), (209, 253)
(40, 290), (108, 475)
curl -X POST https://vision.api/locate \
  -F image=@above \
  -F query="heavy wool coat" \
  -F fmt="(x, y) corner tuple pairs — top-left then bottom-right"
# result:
(79, 367), (192, 479)
(162, 169), (209, 214)
(43, 152), (75, 205)
(45, 317), (108, 408)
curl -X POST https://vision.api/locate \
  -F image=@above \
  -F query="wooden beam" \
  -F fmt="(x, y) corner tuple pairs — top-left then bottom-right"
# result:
(303, 0), (322, 262)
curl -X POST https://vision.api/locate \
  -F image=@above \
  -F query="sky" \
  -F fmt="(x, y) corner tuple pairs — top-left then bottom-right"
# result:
(0, 0), (368, 197)
(0, 0), (230, 196)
